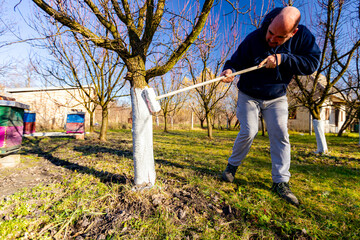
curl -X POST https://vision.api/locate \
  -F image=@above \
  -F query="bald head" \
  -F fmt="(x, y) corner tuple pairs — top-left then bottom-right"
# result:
(266, 6), (301, 48)
(273, 7), (301, 32)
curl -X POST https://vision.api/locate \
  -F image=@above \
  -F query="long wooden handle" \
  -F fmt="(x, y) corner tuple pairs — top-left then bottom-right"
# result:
(155, 65), (264, 100)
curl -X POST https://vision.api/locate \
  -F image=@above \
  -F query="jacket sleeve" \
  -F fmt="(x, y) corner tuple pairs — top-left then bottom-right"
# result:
(280, 26), (321, 75)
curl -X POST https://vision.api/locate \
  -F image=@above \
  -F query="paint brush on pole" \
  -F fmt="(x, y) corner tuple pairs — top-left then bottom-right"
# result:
(143, 65), (265, 114)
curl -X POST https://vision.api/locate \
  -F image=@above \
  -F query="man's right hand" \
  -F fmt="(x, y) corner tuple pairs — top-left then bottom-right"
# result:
(221, 69), (234, 83)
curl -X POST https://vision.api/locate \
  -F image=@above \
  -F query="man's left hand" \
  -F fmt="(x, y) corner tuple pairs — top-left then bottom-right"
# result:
(259, 54), (281, 68)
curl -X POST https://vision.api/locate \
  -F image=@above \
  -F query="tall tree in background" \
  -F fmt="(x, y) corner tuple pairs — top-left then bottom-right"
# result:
(335, 49), (360, 137)
(185, 12), (238, 139)
(153, 71), (187, 132)
(190, 97), (206, 129)
(221, 84), (237, 129)
(29, 0), (215, 187)
(30, 15), (128, 140)
(36, 33), (126, 141)
(293, 0), (360, 153)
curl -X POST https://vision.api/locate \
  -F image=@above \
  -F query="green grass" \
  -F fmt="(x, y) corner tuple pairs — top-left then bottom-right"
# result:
(0, 129), (359, 239)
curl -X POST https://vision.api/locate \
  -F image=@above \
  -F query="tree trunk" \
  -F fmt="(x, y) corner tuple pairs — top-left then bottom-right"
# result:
(227, 116), (233, 130)
(310, 107), (328, 154)
(131, 87), (156, 186)
(206, 113), (213, 139)
(337, 115), (355, 137)
(313, 119), (328, 154)
(191, 111), (194, 130)
(200, 119), (205, 128)
(89, 111), (94, 133)
(234, 119), (239, 129)
(309, 112), (312, 135)
(99, 106), (108, 141)
(260, 115), (265, 136)
(358, 119), (360, 146)
(164, 115), (168, 132)
(156, 115), (159, 127)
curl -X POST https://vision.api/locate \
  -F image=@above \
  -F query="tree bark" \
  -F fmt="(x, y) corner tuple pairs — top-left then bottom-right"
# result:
(89, 111), (94, 133)
(164, 115), (168, 132)
(131, 87), (156, 186)
(260, 115), (266, 136)
(100, 106), (108, 141)
(206, 113), (213, 139)
(200, 119), (205, 129)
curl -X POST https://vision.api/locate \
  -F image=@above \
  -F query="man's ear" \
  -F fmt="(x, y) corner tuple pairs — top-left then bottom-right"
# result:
(291, 28), (298, 37)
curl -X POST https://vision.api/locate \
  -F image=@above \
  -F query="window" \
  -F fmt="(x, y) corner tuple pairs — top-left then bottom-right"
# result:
(325, 108), (330, 120)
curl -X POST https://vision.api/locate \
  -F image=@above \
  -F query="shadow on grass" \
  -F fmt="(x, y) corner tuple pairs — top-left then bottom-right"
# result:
(155, 158), (271, 191)
(155, 158), (220, 176)
(73, 144), (132, 158)
(293, 161), (359, 178)
(22, 138), (131, 185)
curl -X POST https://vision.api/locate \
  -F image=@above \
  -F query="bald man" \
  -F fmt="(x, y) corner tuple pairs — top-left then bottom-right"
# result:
(220, 6), (321, 206)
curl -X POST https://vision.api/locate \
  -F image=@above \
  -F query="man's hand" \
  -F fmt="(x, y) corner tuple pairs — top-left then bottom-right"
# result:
(259, 54), (281, 68)
(221, 69), (234, 83)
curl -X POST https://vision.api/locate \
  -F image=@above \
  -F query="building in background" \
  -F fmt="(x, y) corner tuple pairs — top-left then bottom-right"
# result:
(287, 74), (346, 133)
(4, 86), (95, 131)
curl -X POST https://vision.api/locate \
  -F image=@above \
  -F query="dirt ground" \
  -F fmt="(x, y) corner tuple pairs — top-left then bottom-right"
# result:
(0, 154), (68, 199)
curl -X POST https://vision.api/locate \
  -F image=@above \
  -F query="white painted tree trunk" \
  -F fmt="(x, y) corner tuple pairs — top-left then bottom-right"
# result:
(309, 112), (312, 135)
(130, 88), (156, 186)
(156, 115), (159, 127)
(313, 119), (328, 154)
(191, 111), (194, 130)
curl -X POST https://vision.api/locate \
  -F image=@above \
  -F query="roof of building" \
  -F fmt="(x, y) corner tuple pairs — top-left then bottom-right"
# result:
(4, 85), (95, 93)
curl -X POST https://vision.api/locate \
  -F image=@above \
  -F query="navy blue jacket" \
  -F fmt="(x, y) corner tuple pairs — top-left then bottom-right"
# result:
(223, 8), (321, 100)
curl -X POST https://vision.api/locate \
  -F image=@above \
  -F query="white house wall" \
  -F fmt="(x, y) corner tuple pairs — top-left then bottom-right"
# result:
(289, 101), (346, 133)
(8, 88), (92, 131)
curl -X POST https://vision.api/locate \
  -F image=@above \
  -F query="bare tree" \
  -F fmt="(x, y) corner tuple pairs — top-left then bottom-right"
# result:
(217, 83), (237, 129)
(28, 0), (215, 187)
(189, 94), (206, 129)
(334, 49), (360, 136)
(185, 11), (238, 139)
(153, 70), (187, 132)
(31, 15), (128, 140)
(293, 0), (360, 153)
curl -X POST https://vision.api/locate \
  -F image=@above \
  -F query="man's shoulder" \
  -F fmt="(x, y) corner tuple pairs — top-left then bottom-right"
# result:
(297, 25), (313, 35)
(244, 28), (263, 42)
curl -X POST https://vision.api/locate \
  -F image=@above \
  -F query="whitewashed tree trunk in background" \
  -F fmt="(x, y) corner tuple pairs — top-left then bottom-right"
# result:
(309, 112), (312, 135)
(313, 119), (328, 154)
(130, 88), (156, 186)
(156, 115), (159, 127)
(171, 116), (174, 129)
(191, 111), (194, 130)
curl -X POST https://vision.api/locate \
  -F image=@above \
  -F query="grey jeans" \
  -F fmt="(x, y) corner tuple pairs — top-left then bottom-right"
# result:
(228, 91), (291, 183)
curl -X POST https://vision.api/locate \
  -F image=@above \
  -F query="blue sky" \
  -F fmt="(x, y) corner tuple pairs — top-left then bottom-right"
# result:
(0, 0), (326, 87)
